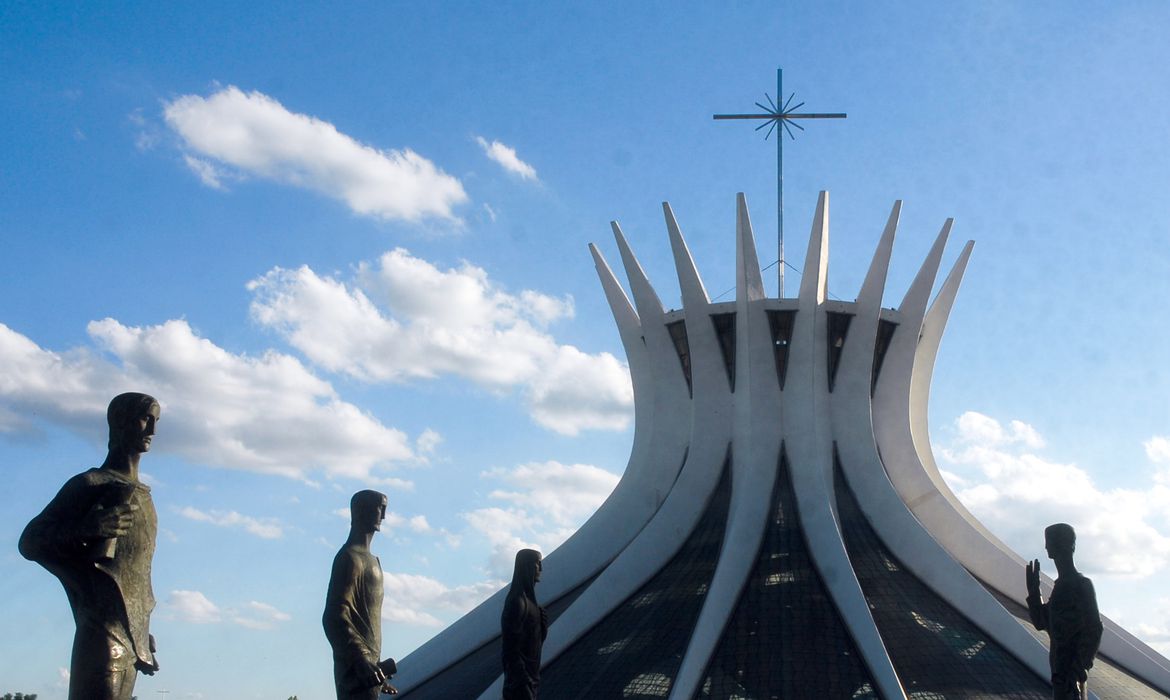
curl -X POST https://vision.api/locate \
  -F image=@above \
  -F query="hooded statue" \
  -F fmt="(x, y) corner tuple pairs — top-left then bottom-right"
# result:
(501, 548), (548, 700)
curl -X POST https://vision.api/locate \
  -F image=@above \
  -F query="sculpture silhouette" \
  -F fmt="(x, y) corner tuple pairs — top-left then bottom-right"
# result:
(1026, 523), (1104, 699)
(501, 549), (548, 700)
(324, 489), (397, 698)
(19, 393), (161, 700)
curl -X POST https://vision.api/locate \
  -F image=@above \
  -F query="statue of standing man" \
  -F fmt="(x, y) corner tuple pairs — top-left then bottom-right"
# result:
(19, 392), (162, 700)
(1025, 523), (1104, 700)
(324, 489), (397, 698)
(501, 548), (548, 700)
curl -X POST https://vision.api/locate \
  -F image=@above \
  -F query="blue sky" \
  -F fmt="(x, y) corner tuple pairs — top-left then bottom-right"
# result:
(3, 3), (1170, 698)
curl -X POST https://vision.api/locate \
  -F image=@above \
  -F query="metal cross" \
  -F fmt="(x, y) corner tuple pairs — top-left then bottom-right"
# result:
(714, 68), (845, 297)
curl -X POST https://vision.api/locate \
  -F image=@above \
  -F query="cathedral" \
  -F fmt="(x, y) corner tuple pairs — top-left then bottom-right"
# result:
(394, 193), (1170, 699)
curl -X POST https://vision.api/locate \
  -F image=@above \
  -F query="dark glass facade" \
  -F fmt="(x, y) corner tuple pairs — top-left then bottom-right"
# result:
(826, 311), (854, 392)
(666, 319), (693, 396)
(538, 456), (733, 699)
(699, 449), (877, 699)
(766, 309), (796, 391)
(711, 312), (736, 392)
(835, 457), (1051, 699)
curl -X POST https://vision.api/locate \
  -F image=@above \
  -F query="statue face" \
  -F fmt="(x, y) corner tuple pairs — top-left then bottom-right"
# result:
(114, 402), (160, 454)
(355, 494), (388, 533)
(533, 554), (543, 583)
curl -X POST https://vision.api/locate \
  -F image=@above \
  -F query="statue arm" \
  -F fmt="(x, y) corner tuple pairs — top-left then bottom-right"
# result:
(1024, 559), (1048, 630)
(19, 473), (97, 564)
(1025, 590), (1048, 631)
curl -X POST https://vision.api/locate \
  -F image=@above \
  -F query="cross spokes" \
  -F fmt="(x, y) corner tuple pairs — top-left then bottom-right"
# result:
(714, 91), (843, 141)
(713, 68), (845, 297)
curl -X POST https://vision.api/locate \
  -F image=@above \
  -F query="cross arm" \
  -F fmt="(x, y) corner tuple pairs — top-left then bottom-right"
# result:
(713, 112), (846, 120)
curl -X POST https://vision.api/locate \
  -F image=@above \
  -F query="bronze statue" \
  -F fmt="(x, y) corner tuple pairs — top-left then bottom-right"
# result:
(501, 548), (548, 700)
(323, 489), (397, 698)
(19, 393), (162, 700)
(1026, 523), (1104, 700)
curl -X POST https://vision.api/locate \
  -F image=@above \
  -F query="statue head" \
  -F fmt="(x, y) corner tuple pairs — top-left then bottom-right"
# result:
(350, 489), (388, 534)
(107, 392), (160, 454)
(1044, 522), (1076, 559)
(510, 548), (543, 597)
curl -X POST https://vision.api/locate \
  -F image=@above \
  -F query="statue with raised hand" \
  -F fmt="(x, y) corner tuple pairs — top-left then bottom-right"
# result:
(19, 393), (162, 700)
(323, 489), (398, 699)
(1026, 523), (1104, 700)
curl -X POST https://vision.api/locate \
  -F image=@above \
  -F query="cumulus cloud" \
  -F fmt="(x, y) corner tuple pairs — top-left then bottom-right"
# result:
(164, 86), (467, 222)
(475, 136), (538, 181)
(408, 514), (433, 533)
(182, 155), (227, 189)
(231, 600), (292, 630)
(178, 506), (284, 539)
(0, 320), (417, 481)
(168, 590), (222, 624)
(1145, 436), (1170, 468)
(166, 590), (290, 629)
(380, 571), (503, 627)
(464, 460), (619, 577)
(416, 428), (442, 456)
(938, 412), (1170, 578)
(247, 249), (632, 435)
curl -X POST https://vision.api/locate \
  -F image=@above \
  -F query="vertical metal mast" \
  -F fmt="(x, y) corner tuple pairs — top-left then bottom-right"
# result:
(714, 68), (846, 297)
(777, 68), (785, 297)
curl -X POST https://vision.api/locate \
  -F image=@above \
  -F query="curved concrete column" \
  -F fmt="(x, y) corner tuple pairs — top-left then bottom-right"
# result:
(782, 192), (906, 699)
(832, 209), (1050, 681)
(898, 241), (1170, 690)
(670, 195), (783, 699)
(476, 215), (737, 700)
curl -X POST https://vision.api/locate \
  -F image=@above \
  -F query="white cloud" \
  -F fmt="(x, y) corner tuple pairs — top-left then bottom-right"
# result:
(182, 154), (226, 190)
(231, 600), (292, 630)
(939, 412), (1170, 578)
(484, 460), (620, 526)
(380, 571), (503, 628)
(416, 428), (442, 455)
(475, 136), (537, 181)
(164, 86), (467, 222)
(1145, 436), (1170, 466)
(167, 590), (290, 629)
(57, 666), (69, 687)
(0, 320), (417, 481)
(248, 249), (632, 435)
(953, 411), (1045, 449)
(168, 590), (222, 624)
(409, 515), (432, 533)
(178, 506), (284, 539)
(464, 460), (619, 577)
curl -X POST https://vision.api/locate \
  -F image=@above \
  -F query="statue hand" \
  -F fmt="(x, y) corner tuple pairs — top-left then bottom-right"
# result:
(1025, 559), (1042, 597)
(137, 634), (160, 674)
(361, 658), (386, 689)
(381, 681), (399, 695)
(81, 503), (138, 539)
(1076, 667), (1088, 683)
